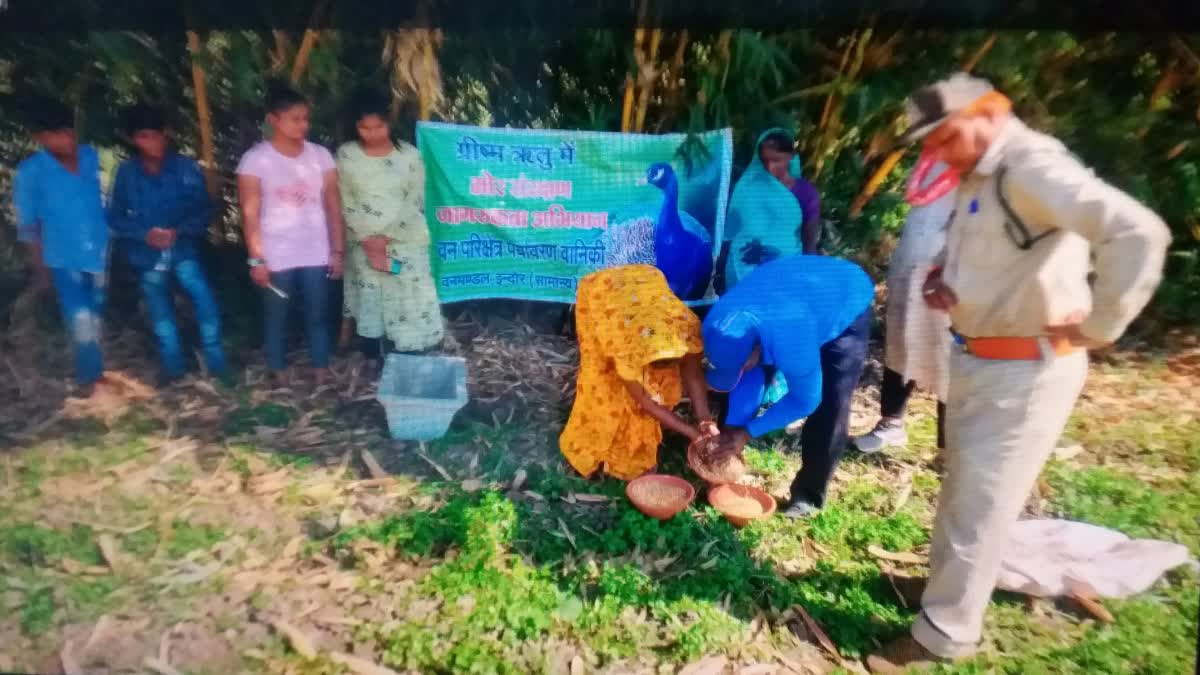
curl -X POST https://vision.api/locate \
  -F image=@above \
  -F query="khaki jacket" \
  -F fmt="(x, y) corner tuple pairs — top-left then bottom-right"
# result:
(938, 118), (1172, 343)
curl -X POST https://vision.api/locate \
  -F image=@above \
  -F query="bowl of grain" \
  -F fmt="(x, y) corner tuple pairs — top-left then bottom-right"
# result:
(707, 483), (776, 528)
(626, 474), (696, 521)
(687, 437), (746, 485)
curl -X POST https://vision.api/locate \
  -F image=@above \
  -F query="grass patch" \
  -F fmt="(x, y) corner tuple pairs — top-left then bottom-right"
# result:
(0, 522), (102, 567)
(20, 586), (56, 636)
(1045, 463), (1200, 551)
(166, 520), (226, 558)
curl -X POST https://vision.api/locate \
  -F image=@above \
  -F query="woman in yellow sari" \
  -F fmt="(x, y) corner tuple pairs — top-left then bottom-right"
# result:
(560, 265), (716, 480)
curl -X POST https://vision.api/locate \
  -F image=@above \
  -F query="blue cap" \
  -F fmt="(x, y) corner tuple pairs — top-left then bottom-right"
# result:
(702, 308), (760, 392)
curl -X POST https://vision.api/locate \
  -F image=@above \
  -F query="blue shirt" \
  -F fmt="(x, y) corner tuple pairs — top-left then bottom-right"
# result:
(108, 153), (212, 270)
(703, 255), (874, 437)
(13, 145), (109, 272)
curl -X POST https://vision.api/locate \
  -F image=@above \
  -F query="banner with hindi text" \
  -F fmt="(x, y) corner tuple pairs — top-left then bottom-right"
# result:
(417, 122), (733, 305)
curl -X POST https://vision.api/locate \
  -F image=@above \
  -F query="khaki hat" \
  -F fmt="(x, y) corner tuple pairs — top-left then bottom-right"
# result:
(898, 72), (996, 144)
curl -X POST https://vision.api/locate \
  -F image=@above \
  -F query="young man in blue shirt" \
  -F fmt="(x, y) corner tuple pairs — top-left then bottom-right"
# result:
(108, 104), (228, 386)
(701, 255), (874, 519)
(13, 97), (111, 394)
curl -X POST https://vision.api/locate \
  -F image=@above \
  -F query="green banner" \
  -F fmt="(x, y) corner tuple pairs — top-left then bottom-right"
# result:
(417, 122), (733, 305)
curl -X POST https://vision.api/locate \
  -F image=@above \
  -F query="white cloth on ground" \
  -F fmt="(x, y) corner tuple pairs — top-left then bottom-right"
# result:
(996, 518), (1195, 599)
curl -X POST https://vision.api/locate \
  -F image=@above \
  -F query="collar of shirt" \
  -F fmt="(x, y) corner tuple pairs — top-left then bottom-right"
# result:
(972, 117), (1023, 177)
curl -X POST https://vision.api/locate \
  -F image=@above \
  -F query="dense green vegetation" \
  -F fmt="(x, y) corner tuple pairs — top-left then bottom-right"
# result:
(1, 24), (1198, 329)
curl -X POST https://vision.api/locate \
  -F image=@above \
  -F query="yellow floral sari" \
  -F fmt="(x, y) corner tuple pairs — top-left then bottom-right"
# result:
(559, 265), (703, 480)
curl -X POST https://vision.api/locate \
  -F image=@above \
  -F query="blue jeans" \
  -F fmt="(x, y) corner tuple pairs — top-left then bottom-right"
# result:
(50, 268), (106, 385)
(139, 258), (227, 378)
(263, 266), (330, 371)
(789, 306), (871, 507)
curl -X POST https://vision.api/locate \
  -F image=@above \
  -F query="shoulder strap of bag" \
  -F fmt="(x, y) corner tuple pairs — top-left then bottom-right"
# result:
(995, 165), (1059, 251)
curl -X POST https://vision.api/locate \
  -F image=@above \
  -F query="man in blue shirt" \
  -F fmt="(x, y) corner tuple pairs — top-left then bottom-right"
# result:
(109, 104), (228, 385)
(13, 97), (110, 393)
(701, 255), (874, 518)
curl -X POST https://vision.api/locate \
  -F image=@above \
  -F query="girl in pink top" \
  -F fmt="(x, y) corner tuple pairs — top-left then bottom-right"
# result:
(237, 83), (346, 386)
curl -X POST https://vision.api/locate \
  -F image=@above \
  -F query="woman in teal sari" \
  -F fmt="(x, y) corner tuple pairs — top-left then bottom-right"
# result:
(717, 129), (823, 424)
(721, 129), (822, 291)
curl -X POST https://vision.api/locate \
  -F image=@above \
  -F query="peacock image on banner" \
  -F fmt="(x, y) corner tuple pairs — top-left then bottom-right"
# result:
(416, 122), (734, 305)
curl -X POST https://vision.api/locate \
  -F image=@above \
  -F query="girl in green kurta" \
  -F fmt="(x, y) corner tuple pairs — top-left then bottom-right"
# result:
(338, 91), (445, 362)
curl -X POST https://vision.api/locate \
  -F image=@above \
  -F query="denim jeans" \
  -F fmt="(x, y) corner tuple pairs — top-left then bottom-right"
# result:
(139, 258), (227, 378)
(50, 268), (106, 385)
(263, 266), (331, 371)
(789, 306), (871, 508)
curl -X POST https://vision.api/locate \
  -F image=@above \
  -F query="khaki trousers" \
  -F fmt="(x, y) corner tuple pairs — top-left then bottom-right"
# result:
(913, 342), (1088, 658)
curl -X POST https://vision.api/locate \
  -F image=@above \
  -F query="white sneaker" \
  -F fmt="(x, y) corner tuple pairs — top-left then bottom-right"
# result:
(854, 421), (908, 454)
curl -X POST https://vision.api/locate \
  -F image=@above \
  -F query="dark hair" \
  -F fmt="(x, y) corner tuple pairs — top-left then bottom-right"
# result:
(124, 104), (167, 135)
(758, 131), (795, 156)
(26, 96), (74, 132)
(265, 80), (309, 115)
(347, 88), (391, 124)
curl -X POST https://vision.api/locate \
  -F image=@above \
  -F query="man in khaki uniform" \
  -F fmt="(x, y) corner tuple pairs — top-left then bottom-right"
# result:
(866, 73), (1172, 673)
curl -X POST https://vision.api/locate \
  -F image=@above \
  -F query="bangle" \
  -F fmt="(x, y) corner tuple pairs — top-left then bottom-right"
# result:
(247, 257), (264, 268)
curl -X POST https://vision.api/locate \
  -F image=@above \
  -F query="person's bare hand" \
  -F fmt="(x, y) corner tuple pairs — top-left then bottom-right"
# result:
(361, 236), (392, 273)
(698, 421), (720, 440)
(705, 428), (750, 463)
(922, 267), (958, 311)
(328, 252), (345, 280)
(250, 265), (270, 288)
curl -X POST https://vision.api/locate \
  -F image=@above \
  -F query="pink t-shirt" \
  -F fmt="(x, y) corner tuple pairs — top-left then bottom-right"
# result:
(237, 140), (336, 272)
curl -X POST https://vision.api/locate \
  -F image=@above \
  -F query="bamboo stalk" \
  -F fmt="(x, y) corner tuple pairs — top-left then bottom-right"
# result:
(1149, 64), (1182, 110)
(818, 34), (854, 131)
(846, 31), (1000, 216)
(656, 30), (690, 132)
(290, 0), (331, 85)
(622, 0), (649, 132)
(271, 30), (291, 74)
(419, 31), (435, 121)
(633, 28), (662, 133)
(961, 31), (998, 73)
(849, 149), (904, 217)
(185, 28), (219, 201)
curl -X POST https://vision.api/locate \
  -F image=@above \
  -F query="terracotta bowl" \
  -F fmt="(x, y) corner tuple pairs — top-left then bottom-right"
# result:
(626, 474), (696, 521)
(707, 483), (777, 528)
(687, 437), (746, 485)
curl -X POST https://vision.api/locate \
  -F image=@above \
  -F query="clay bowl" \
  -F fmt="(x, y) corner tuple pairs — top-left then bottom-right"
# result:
(626, 474), (696, 521)
(707, 483), (777, 528)
(687, 437), (746, 485)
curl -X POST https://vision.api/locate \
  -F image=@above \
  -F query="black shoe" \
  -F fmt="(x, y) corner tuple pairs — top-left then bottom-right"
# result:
(780, 499), (820, 520)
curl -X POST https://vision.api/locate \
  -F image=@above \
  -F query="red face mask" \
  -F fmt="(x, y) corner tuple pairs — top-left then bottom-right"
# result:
(905, 149), (961, 206)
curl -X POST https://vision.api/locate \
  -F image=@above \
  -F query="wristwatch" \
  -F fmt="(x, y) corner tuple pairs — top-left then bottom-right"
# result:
(247, 257), (264, 268)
